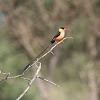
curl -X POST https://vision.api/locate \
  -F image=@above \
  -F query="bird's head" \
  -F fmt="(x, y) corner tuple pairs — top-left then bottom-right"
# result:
(59, 27), (66, 32)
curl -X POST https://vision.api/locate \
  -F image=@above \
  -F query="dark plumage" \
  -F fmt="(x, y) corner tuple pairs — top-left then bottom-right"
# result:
(51, 31), (60, 44)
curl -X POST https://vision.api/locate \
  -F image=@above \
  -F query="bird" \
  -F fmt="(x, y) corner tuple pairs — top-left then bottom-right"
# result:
(51, 27), (66, 45)
(23, 27), (66, 73)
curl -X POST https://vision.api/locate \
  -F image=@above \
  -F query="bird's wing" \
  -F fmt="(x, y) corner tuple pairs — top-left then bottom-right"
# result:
(51, 31), (60, 44)
(52, 31), (60, 40)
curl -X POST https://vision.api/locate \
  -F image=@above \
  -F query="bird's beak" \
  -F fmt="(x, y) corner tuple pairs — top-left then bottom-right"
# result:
(64, 28), (66, 31)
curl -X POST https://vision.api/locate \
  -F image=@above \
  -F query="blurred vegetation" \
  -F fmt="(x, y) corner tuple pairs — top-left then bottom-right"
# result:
(0, 0), (100, 100)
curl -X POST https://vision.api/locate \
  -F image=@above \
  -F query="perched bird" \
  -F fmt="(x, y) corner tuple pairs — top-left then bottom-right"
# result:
(23, 27), (66, 73)
(51, 27), (66, 45)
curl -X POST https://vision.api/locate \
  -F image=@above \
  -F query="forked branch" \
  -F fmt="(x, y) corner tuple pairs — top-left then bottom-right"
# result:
(0, 37), (73, 100)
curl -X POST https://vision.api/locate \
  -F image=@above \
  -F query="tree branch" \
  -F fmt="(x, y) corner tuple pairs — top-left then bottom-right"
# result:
(23, 37), (73, 74)
(0, 36), (73, 100)
(16, 62), (41, 100)
(37, 76), (59, 87)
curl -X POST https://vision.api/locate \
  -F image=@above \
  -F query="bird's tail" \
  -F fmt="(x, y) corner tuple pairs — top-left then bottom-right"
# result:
(23, 43), (52, 74)
(51, 39), (55, 44)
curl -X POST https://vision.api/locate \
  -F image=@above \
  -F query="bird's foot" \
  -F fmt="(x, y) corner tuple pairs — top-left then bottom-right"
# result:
(55, 41), (58, 45)
(60, 40), (63, 42)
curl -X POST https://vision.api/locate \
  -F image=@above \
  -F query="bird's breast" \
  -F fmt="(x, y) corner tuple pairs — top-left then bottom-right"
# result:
(55, 31), (65, 41)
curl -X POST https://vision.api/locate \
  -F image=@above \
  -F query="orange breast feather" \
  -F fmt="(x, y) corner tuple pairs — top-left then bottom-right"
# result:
(55, 31), (65, 41)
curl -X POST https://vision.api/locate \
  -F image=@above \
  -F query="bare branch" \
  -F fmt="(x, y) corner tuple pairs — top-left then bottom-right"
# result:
(23, 37), (73, 74)
(0, 70), (10, 82)
(20, 77), (31, 82)
(50, 51), (54, 55)
(37, 76), (59, 87)
(0, 36), (73, 99)
(0, 70), (31, 83)
(16, 63), (41, 100)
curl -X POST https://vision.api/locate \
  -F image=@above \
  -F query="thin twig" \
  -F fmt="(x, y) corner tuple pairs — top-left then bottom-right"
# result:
(0, 70), (25, 82)
(20, 77), (31, 81)
(37, 76), (59, 87)
(0, 71), (10, 82)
